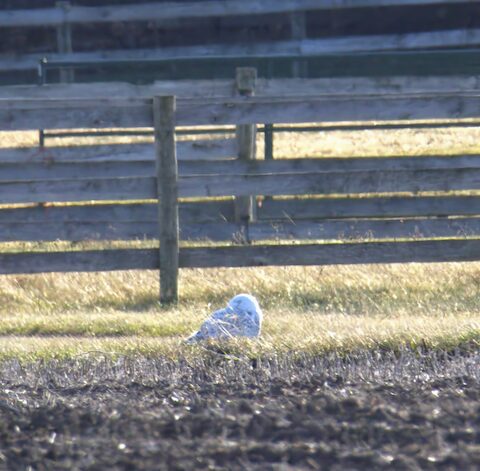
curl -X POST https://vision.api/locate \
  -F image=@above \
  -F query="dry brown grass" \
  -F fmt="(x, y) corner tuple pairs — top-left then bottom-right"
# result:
(1, 125), (480, 359)
(0, 263), (480, 360)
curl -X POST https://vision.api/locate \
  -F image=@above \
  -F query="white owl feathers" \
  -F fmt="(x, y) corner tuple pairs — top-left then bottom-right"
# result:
(186, 294), (263, 343)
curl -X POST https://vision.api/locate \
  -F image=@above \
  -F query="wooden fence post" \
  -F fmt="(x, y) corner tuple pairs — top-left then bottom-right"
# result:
(153, 96), (179, 304)
(235, 67), (257, 225)
(56, 1), (74, 83)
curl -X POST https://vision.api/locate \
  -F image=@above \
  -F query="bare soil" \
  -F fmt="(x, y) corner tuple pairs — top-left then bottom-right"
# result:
(1, 349), (480, 470)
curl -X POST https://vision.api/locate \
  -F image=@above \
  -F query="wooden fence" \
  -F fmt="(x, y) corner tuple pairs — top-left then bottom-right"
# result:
(1, 0), (480, 83)
(2, 70), (480, 302)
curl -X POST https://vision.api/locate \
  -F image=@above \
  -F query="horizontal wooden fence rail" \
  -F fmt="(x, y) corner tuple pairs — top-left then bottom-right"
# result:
(33, 49), (480, 87)
(3, 154), (480, 203)
(3, 196), (478, 226)
(0, 0), (467, 28)
(2, 85), (480, 301)
(4, 154), (480, 181)
(0, 178), (155, 204)
(1, 193), (480, 242)
(3, 74), (480, 153)
(248, 217), (480, 241)
(180, 170), (480, 198)
(2, 193), (480, 243)
(178, 240), (480, 268)
(3, 75), (480, 100)
(0, 0), (477, 91)
(0, 202), (233, 225)
(3, 239), (480, 276)
(5, 29), (480, 73)
(5, 92), (480, 130)
(0, 141), (237, 163)
(2, 213), (479, 244)
(175, 94), (480, 126)
(259, 196), (480, 220)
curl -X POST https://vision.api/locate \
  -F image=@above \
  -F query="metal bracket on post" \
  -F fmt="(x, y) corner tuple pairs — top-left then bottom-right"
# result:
(154, 96), (179, 304)
(234, 67), (257, 229)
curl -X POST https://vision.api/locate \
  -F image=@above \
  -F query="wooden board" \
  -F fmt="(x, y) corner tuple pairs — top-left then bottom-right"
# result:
(178, 168), (480, 198)
(0, 98), (151, 130)
(3, 167), (480, 203)
(3, 154), (480, 182)
(258, 195), (480, 220)
(3, 76), (480, 100)
(0, 201), (234, 224)
(179, 239), (480, 268)
(0, 178), (156, 204)
(0, 220), (245, 243)
(248, 217), (480, 241)
(0, 140), (236, 163)
(4, 215), (479, 243)
(0, 160), (154, 181)
(181, 155), (480, 175)
(176, 93), (480, 126)
(70, 49), (480, 80)
(3, 238), (480, 274)
(0, 1), (468, 28)
(4, 93), (480, 130)
(0, 249), (158, 274)
(0, 80), (235, 99)
(2, 195), (476, 226)
(4, 28), (480, 72)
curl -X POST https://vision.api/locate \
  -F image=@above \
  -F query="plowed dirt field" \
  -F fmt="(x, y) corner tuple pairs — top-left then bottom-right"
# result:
(1, 350), (479, 470)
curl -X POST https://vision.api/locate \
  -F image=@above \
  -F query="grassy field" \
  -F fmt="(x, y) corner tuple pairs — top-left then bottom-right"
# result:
(2, 256), (480, 360)
(1, 126), (480, 360)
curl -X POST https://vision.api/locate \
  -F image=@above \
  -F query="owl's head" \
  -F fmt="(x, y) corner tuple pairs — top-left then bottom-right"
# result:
(227, 294), (262, 323)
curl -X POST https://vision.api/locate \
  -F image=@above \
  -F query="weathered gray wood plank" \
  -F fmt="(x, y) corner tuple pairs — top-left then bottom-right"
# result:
(4, 27), (480, 72)
(248, 217), (480, 241)
(0, 140), (236, 163)
(182, 155), (480, 175)
(176, 94), (480, 126)
(4, 155), (480, 182)
(0, 221), (158, 242)
(0, 201), (234, 224)
(0, 249), (158, 275)
(0, 160), (154, 181)
(179, 239), (480, 268)
(257, 76), (480, 96)
(0, 220), (244, 242)
(2, 196), (477, 228)
(3, 238), (480, 275)
(258, 196), (480, 220)
(2, 76), (480, 100)
(0, 178), (156, 204)
(0, 98), (151, 130)
(178, 168), (480, 198)
(3, 167), (480, 203)
(0, 1), (468, 28)
(4, 93), (480, 129)
(0, 81), (234, 99)
(5, 217), (479, 243)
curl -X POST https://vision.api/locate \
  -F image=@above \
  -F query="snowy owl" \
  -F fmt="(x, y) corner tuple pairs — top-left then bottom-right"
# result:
(186, 294), (263, 343)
